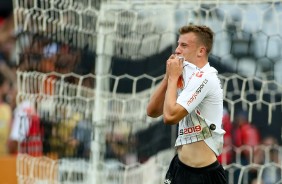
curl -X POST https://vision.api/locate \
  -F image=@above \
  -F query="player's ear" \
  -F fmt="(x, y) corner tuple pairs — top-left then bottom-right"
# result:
(197, 46), (206, 57)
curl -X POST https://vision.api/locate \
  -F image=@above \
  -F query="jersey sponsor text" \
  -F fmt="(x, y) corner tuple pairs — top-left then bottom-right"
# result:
(179, 125), (202, 135)
(187, 79), (208, 105)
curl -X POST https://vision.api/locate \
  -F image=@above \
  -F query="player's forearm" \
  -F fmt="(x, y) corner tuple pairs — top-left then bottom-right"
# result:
(146, 77), (167, 117)
(163, 77), (179, 124)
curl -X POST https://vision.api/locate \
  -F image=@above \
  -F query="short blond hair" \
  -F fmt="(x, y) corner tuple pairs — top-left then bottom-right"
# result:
(179, 25), (214, 54)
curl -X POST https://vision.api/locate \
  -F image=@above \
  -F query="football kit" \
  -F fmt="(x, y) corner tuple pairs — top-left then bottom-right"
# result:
(164, 61), (227, 184)
(176, 61), (225, 156)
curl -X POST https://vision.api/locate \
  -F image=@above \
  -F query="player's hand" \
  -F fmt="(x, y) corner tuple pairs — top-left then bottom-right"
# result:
(166, 54), (183, 79)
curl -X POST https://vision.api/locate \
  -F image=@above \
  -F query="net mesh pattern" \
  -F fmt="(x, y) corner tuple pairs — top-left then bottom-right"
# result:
(13, 0), (282, 183)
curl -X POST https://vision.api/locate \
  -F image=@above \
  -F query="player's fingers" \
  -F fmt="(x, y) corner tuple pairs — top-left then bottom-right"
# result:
(168, 54), (176, 59)
(177, 56), (185, 62)
(167, 54), (175, 65)
(179, 59), (183, 67)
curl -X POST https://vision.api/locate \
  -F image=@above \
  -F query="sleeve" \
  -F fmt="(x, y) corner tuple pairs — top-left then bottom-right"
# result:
(177, 74), (211, 113)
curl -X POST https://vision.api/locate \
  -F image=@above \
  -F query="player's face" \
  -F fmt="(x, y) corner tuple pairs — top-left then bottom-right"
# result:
(175, 32), (199, 64)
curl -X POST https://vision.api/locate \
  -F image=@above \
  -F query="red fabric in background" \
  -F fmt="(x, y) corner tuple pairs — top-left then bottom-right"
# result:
(218, 112), (233, 164)
(19, 114), (43, 157)
(233, 122), (260, 147)
(0, 17), (4, 25)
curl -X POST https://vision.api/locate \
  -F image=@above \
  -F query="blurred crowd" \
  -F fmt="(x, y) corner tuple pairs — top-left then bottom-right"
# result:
(0, 6), (92, 159)
(218, 108), (281, 184)
(0, 6), (18, 156)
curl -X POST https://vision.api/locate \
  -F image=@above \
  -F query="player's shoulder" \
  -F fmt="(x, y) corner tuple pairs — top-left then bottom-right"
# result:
(201, 64), (218, 74)
(196, 66), (220, 87)
(201, 65), (219, 79)
(195, 64), (217, 77)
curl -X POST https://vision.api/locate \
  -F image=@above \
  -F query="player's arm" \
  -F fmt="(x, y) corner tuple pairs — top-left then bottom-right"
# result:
(163, 76), (188, 125)
(147, 54), (177, 118)
(163, 56), (188, 125)
(146, 75), (168, 118)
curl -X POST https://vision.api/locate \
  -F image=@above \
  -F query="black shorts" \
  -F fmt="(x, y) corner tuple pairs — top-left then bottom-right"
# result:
(164, 155), (227, 184)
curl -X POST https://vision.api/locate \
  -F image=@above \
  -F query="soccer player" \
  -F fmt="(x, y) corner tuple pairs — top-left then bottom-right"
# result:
(147, 25), (227, 184)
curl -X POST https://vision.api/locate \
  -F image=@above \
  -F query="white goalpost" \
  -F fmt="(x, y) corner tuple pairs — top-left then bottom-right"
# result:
(12, 0), (282, 184)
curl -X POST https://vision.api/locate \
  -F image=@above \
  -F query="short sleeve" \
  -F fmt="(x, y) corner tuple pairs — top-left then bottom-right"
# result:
(177, 74), (212, 113)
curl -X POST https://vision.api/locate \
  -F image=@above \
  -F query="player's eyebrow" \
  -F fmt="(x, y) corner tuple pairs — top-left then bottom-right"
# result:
(177, 41), (189, 46)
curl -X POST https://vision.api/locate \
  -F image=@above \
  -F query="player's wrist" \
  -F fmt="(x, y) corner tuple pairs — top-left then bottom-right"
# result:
(168, 75), (179, 83)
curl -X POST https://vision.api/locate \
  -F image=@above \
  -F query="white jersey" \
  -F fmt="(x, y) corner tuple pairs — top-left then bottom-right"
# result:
(175, 61), (225, 156)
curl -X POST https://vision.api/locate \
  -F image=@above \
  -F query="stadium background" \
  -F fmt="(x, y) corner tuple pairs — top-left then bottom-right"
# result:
(0, 0), (282, 184)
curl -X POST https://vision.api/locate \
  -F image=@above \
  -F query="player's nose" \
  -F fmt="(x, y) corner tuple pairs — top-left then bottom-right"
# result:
(174, 45), (181, 54)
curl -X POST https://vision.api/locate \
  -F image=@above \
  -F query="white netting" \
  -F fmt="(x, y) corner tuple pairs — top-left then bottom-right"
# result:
(220, 73), (282, 123)
(16, 70), (282, 126)
(16, 71), (158, 128)
(15, 71), (282, 183)
(17, 145), (282, 184)
(12, 0), (282, 184)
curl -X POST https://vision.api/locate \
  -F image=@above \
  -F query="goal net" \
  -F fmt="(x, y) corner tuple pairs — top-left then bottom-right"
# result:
(12, 0), (282, 184)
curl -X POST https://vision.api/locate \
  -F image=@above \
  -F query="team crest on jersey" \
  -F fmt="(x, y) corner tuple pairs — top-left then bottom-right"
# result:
(195, 71), (204, 77)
